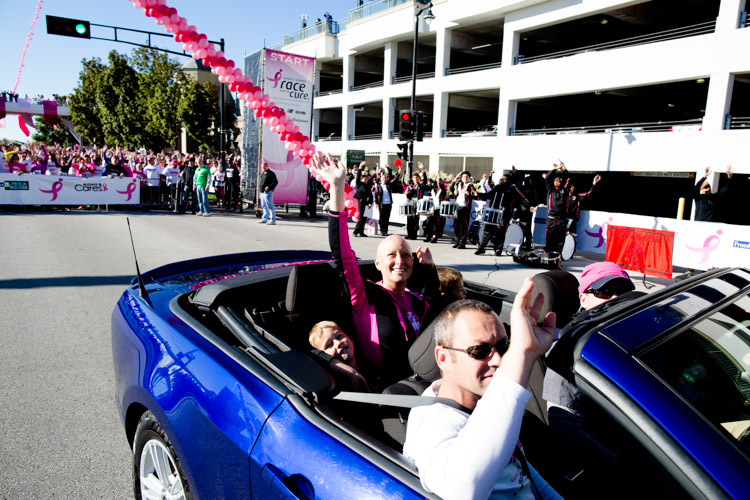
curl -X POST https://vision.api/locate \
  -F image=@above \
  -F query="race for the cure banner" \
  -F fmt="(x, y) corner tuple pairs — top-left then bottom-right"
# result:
(0, 174), (140, 205)
(262, 49), (315, 204)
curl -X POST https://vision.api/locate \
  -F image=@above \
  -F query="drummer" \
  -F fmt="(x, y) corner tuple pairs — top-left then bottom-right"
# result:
(406, 171), (427, 240)
(448, 171), (478, 249)
(423, 177), (446, 244)
(475, 167), (530, 256)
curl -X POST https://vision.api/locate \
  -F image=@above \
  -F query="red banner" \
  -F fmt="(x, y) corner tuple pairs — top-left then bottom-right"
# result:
(605, 225), (675, 279)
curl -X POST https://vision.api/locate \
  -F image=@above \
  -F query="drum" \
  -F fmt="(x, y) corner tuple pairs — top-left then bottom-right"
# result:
(399, 203), (416, 216)
(561, 233), (576, 261)
(540, 252), (562, 270)
(481, 207), (503, 226)
(503, 223), (524, 255)
(417, 198), (434, 215)
(439, 201), (457, 218)
(468, 220), (485, 245)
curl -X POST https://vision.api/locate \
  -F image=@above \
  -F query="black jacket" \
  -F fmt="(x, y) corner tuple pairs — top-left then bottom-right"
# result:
(260, 169), (278, 192)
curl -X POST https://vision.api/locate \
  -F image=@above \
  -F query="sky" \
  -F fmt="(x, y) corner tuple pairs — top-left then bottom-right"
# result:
(0, 0), (357, 142)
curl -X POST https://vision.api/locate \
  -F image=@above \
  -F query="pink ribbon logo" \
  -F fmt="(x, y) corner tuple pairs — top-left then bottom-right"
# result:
(267, 69), (283, 88)
(117, 181), (137, 201)
(265, 151), (301, 189)
(40, 178), (64, 201)
(585, 217), (613, 248)
(685, 229), (722, 265)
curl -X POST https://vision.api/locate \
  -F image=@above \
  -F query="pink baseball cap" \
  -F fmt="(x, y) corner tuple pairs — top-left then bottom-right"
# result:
(578, 262), (634, 294)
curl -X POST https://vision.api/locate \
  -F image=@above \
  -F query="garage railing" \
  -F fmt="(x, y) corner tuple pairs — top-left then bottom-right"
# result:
(513, 118), (704, 135)
(516, 20), (716, 65)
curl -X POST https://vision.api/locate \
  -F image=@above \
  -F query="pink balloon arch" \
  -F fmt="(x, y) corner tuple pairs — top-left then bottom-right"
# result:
(129, 0), (360, 219)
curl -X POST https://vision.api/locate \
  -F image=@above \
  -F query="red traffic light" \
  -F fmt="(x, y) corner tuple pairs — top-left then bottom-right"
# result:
(402, 112), (411, 121)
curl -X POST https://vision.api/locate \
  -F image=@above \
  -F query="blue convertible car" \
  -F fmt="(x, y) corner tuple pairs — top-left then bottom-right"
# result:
(112, 250), (750, 499)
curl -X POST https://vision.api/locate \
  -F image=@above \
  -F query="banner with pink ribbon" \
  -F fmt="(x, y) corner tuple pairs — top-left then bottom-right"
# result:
(576, 210), (749, 270)
(261, 49), (314, 205)
(0, 174), (140, 205)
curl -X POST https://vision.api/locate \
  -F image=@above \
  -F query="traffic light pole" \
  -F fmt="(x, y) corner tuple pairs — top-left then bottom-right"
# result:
(410, 2), (433, 179)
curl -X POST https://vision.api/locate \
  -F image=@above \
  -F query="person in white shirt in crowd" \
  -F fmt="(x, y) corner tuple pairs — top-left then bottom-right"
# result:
(403, 279), (561, 500)
(211, 159), (226, 208)
(142, 156), (162, 205)
(162, 159), (182, 210)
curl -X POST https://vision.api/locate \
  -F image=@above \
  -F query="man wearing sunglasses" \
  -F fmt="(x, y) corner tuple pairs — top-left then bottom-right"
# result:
(404, 279), (562, 500)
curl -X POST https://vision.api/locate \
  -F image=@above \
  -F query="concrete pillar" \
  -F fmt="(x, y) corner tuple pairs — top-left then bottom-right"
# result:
(433, 91), (449, 138)
(384, 42), (397, 86)
(312, 109), (320, 140)
(435, 26), (452, 78)
(502, 27), (521, 66)
(703, 73), (734, 131)
(497, 87), (517, 137)
(342, 104), (355, 141)
(382, 98), (394, 140)
(342, 52), (355, 93)
(715, 0), (746, 33)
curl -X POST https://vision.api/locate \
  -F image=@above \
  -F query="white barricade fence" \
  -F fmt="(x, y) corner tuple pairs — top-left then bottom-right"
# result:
(577, 210), (750, 271)
(0, 174), (141, 205)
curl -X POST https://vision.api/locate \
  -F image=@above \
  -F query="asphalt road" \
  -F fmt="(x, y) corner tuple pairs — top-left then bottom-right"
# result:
(0, 207), (674, 499)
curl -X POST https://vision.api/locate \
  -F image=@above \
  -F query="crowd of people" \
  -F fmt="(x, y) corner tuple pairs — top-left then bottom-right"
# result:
(343, 158), (601, 257)
(0, 92), (69, 105)
(0, 141), (243, 213)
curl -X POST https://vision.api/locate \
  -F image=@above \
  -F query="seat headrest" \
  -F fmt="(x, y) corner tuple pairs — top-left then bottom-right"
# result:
(408, 323), (441, 382)
(285, 262), (338, 313)
(531, 270), (580, 328)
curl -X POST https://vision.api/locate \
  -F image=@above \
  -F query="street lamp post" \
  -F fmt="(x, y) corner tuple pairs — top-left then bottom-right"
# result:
(409, 1), (434, 178)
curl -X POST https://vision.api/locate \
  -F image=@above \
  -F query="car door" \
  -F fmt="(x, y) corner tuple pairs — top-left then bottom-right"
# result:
(249, 394), (431, 500)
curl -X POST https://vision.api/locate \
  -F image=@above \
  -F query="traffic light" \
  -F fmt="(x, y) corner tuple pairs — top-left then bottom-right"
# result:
(415, 111), (426, 142)
(399, 110), (415, 140)
(46, 15), (91, 39)
(396, 142), (410, 165)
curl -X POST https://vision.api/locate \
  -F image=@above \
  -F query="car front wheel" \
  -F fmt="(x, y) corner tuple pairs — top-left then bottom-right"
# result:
(133, 411), (192, 500)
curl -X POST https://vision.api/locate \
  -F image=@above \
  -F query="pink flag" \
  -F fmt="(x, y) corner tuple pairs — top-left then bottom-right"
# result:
(18, 115), (30, 136)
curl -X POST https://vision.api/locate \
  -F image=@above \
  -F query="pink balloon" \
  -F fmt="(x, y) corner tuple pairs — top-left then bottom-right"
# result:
(315, 174), (323, 182)
(133, 0), (143, 8)
(302, 140), (311, 149)
(196, 48), (207, 59)
(170, 13), (180, 23)
(270, 116), (279, 126)
(218, 75), (227, 83)
(285, 142), (294, 151)
(207, 45), (216, 57)
(234, 68), (243, 78)
(226, 75), (236, 84)
(251, 100), (261, 109)
(277, 124), (286, 133)
(292, 142), (301, 151)
(344, 199), (355, 209)
(299, 149), (308, 158)
(198, 38), (208, 49)
(253, 90), (263, 100)
(278, 114), (288, 124)
(188, 25), (197, 33)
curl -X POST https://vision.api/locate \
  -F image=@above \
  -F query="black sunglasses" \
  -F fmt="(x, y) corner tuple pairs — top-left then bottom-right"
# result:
(443, 340), (510, 360)
(584, 286), (633, 300)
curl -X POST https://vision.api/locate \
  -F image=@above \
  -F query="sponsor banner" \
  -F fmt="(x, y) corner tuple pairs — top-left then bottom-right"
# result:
(605, 225), (675, 279)
(262, 49), (315, 205)
(0, 174), (140, 205)
(577, 210), (749, 271)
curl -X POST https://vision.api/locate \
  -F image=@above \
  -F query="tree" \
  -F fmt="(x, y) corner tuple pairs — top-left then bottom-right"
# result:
(178, 79), (219, 151)
(31, 116), (76, 146)
(97, 51), (145, 148)
(68, 57), (106, 146)
(132, 48), (182, 151)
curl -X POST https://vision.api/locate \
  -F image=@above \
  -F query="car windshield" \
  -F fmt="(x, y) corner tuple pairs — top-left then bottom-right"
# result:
(639, 291), (750, 459)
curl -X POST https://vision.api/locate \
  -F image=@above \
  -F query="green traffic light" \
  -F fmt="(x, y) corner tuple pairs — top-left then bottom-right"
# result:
(75, 23), (87, 34)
